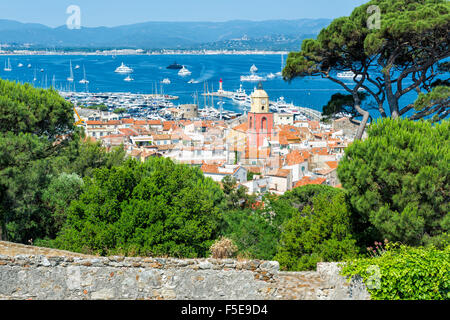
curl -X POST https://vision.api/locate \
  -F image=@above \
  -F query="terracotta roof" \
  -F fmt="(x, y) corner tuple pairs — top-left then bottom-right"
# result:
(326, 161), (339, 170)
(268, 169), (291, 178)
(105, 120), (121, 125)
(152, 134), (171, 141)
(294, 176), (327, 188)
(201, 164), (220, 174)
(285, 150), (306, 166)
(148, 120), (163, 125)
(121, 118), (135, 124)
(233, 122), (249, 132)
(119, 128), (138, 136)
(86, 121), (103, 125)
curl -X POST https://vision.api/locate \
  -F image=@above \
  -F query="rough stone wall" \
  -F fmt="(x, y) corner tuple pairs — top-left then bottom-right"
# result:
(0, 241), (369, 300)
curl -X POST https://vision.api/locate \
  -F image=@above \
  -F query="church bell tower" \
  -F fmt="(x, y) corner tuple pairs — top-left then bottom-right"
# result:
(247, 82), (274, 151)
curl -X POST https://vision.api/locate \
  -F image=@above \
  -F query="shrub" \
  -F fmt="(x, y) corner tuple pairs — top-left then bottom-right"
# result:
(210, 237), (238, 259)
(53, 158), (226, 258)
(341, 244), (450, 300)
(275, 191), (358, 271)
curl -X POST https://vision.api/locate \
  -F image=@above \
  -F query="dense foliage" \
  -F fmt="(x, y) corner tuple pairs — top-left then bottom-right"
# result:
(0, 79), (125, 243)
(53, 158), (226, 258)
(341, 244), (450, 300)
(275, 191), (358, 271)
(338, 118), (449, 247)
(222, 185), (359, 268)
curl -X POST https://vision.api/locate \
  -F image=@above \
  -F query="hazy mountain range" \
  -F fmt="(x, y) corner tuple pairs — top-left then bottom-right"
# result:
(0, 19), (331, 50)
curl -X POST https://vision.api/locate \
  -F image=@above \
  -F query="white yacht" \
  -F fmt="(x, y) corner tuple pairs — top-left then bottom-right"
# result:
(74, 64), (80, 70)
(115, 62), (134, 74)
(250, 64), (258, 73)
(240, 74), (266, 82)
(18, 63), (24, 68)
(232, 84), (248, 105)
(267, 73), (276, 80)
(4, 58), (12, 72)
(271, 97), (299, 114)
(178, 66), (192, 76)
(161, 78), (171, 84)
(124, 75), (134, 82)
(27, 64), (32, 68)
(337, 70), (362, 80)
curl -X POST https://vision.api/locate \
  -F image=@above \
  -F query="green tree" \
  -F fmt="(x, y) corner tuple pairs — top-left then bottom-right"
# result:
(0, 80), (76, 242)
(283, 0), (450, 139)
(113, 108), (127, 114)
(275, 191), (358, 271)
(54, 158), (226, 258)
(0, 79), (126, 243)
(42, 173), (84, 235)
(337, 118), (449, 247)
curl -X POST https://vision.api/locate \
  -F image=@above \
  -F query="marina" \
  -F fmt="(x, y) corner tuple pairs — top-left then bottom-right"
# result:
(0, 54), (388, 119)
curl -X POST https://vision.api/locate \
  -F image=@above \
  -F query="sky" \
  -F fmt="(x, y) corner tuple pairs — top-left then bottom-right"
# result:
(0, 0), (369, 27)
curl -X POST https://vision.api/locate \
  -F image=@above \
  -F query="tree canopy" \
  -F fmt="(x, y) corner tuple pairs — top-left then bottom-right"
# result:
(337, 118), (449, 247)
(283, 0), (449, 139)
(0, 79), (126, 243)
(53, 158), (226, 258)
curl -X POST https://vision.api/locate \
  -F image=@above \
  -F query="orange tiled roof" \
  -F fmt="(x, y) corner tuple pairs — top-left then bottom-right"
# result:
(121, 118), (135, 124)
(201, 164), (220, 174)
(268, 169), (291, 178)
(294, 176), (327, 188)
(325, 161), (339, 170)
(86, 120), (103, 125)
(233, 122), (249, 132)
(119, 128), (138, 136)
(148, 120), (163, 125)
(285, 150), (306, 166)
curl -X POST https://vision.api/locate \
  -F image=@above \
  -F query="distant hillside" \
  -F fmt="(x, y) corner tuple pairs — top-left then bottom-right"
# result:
(0, 18), (331, 50)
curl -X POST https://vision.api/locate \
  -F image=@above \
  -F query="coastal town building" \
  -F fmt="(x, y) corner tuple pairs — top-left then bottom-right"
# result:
(76, 84), (358, 195)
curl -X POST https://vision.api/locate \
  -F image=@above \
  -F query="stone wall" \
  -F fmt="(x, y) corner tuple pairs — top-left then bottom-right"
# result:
(0, 241), (369, 300)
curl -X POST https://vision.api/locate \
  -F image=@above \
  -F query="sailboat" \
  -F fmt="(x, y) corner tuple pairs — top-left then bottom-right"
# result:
(67, 60), (74, 82)
(4, 58), (12, 72)
(79, 66), (89, 84)
(33, 68), (37, 82)
(275, 54), (284, 77)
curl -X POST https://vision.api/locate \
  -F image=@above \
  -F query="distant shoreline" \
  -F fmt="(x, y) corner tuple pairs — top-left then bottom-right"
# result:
(0, 50), (290, 56)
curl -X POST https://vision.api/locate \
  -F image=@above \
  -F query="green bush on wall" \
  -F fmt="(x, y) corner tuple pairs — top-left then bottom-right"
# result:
(340, 243), (450, 300)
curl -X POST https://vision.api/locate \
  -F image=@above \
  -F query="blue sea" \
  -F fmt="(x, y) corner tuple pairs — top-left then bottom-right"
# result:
(0, 54), (419, 117)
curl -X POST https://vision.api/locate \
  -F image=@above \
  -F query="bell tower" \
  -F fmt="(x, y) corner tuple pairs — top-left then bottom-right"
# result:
(247, 82), (274, 151)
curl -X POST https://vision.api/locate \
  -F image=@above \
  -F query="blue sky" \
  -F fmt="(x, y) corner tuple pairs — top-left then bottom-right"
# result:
(0, 0), (369, 27)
